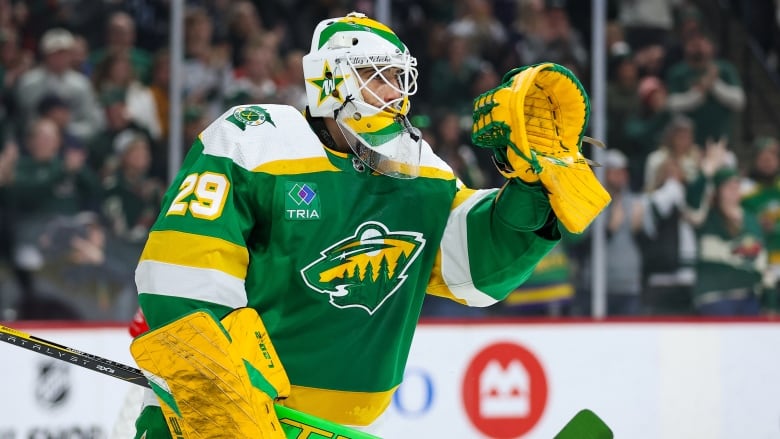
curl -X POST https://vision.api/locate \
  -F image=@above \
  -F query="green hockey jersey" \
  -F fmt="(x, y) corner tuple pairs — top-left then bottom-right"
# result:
(135, 104), (559, 426)
(741, 177), (780, 265)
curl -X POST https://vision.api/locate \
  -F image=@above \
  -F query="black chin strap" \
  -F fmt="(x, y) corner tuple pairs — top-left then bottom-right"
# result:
(304, 107), (339, 151)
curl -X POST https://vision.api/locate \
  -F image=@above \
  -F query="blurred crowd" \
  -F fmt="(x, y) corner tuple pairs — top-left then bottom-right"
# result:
(0, 0), (778, 321)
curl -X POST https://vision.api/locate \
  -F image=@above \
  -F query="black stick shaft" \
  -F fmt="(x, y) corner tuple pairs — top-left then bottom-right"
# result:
(0, 324), (150, 388)
(0, 325), (381, 438)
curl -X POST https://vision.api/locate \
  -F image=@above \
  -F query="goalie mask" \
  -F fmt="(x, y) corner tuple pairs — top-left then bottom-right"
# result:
(302, 12), (421, 178)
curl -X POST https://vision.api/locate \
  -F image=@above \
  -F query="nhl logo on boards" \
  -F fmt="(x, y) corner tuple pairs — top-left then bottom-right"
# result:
(35, 360), (71, 409)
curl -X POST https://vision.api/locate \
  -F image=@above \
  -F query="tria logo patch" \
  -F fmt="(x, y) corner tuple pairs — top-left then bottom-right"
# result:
(226, 105), (276, 130)
(300, 221), (426, 314)
(285, 182), (320, 220)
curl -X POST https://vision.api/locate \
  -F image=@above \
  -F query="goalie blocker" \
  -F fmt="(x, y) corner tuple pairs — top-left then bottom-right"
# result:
(472, 62), (611, 234)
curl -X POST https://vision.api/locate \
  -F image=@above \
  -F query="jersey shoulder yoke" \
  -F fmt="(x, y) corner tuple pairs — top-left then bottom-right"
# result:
(199, 104), (327, 171)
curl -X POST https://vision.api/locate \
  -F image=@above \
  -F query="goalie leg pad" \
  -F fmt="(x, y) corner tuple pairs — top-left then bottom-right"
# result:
(130, 308), (289, 439)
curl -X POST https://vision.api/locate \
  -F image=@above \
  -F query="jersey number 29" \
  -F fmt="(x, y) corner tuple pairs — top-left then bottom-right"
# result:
(166, 172), (230, 220)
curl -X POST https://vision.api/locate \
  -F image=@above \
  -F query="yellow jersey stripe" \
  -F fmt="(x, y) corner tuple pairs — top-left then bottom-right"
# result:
(285, 384), (397, 427)
(253, 157), (341, 174)
(505, 284), (574, 305)
(140, 231), (249, 279)
(418, 165), (456, 180)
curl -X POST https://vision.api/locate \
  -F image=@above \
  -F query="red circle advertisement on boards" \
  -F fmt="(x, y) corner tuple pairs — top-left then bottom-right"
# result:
(462, 342), (548, 438)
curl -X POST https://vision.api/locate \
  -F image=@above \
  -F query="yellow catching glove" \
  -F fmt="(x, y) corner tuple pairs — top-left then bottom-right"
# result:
(471, 62), (611, 233)
(130, 308), (290, 439)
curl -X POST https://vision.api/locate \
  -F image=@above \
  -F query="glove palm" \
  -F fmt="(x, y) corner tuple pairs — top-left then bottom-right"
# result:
(472, 62), (611, 233)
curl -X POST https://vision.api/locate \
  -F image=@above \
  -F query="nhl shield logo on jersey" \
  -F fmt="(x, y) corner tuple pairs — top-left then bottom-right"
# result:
(300, 221), (426, 314)
(226, 105), (276, 130)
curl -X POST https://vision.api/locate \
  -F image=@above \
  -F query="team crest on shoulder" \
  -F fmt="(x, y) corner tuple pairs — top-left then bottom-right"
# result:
(300, 221), (426, 314)
(226, 105), (276, 130)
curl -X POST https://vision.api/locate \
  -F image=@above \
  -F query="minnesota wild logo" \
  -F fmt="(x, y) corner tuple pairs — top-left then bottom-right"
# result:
(300, 221), (426, 314)
(226, 105), (276, 130)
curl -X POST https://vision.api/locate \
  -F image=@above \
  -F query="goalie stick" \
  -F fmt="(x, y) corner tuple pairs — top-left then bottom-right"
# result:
(0, 324), (379, 439)
(0, 324), (613, 439)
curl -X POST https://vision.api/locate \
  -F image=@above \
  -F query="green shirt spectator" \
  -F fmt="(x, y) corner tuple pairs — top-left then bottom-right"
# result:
(665, 32), (745, 146)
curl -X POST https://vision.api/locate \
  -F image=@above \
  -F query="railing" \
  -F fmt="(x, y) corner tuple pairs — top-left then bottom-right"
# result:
(702, 0), (780, 144)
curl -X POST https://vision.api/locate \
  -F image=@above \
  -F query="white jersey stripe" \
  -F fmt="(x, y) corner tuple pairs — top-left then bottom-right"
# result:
(440, 188), (500, 306)
(136, 260), (248, 308)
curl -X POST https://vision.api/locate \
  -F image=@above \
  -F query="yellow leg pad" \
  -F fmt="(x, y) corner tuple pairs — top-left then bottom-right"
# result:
(130, 308), (289, 439)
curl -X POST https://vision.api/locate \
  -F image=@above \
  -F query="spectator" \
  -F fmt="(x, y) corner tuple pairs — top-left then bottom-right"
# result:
(602, 149), (645, 315)
(428, 34), (482, 116)
(148, 49), (170, 142)
(502, 0), (546, 72)
(633, 43), (668, 79)
(644, 115), (701, 193)
(447, 0), (508, 66)
(0, 139), (15, 187)
(224, 41), (279, 107)
(664, 5), (704, 72)
(275, 49), (307, 110)
(92, 51), (162, 142)
(615, 0), (681, 50)
(639, 133), (736, 315)
(0, 137), (22, 318)
(224, 0), (266, 68)
(624, 75), (673, 191)
(666, 31), (746, 147)
(639, 168), (696, 315)
(101, 133), (164, 261)
(0, 26), (33, 138)
(470, 60), (501, 97)
(183, 6), (232, 121)
(10, 118), (100, 224)
(606, 45), (640, 155)
(7, 118), (101, 318)
(516, 0), (588, 76)
(36, 211), (137, 320)
(70, 33), (91, 77)
(89, 11), (152, 84)
(87, 88), (157, 179)
(15, 28), (104, 144)
(182, 104), (208, 154)
(0, 139), (17, 277)
(36, 93), (81, 150)
(692, 167), (766, 315)
(638, 118), (701, 315)
(740, 136), (780, 312)
(432, 111), (489, 189)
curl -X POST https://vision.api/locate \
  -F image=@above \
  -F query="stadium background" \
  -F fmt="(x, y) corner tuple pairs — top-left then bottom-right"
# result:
(0, 0), (779, 437)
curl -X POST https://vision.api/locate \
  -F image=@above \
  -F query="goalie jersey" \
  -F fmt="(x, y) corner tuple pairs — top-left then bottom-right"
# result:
(136, 104), (559, 426)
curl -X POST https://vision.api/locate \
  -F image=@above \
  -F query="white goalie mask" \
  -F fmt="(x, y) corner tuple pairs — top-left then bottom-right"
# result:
(302, 12), (422, 178)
